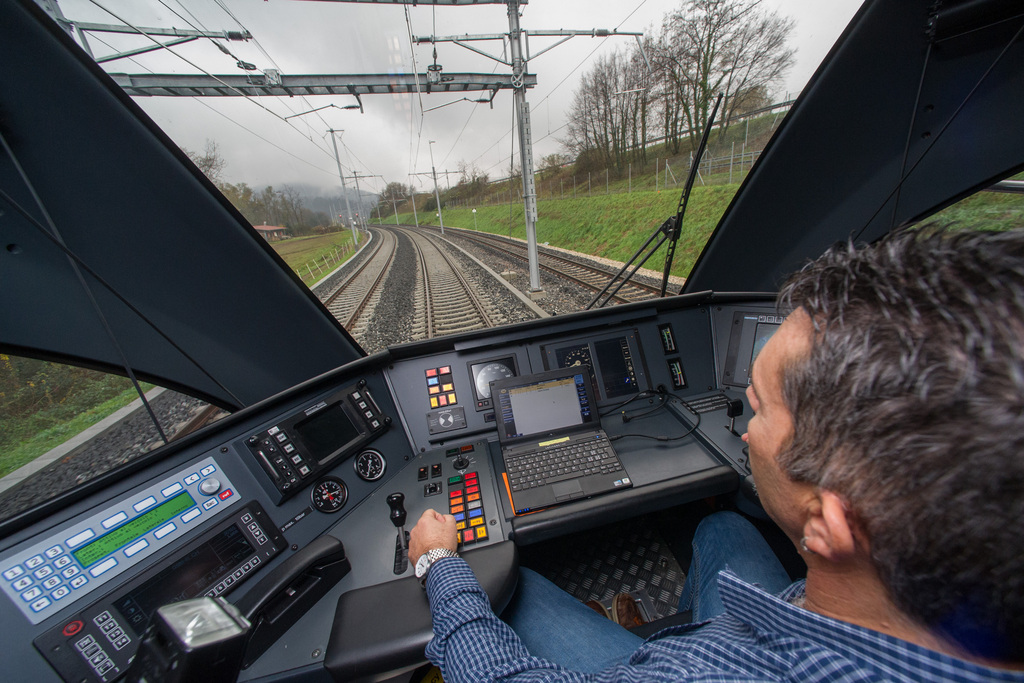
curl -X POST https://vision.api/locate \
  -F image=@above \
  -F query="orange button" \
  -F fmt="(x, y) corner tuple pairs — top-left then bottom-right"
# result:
(467, 493), (480, 502)
(456, 521), (466, 530)
(476, 526), (488, 540)
(450, 504), (464, 514)
(428, 386), (440, 395)
(470, 517), (484, 527)
(456, 531), (463, 543)
(463, 529), (475, 542)
(449, 496), (464, 506)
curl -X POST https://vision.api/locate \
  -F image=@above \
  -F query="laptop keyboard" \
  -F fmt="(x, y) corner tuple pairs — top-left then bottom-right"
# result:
(506, 441), (623, 492)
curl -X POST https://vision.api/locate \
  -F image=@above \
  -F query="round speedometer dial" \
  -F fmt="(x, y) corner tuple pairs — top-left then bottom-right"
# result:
(311, 476), (348, 513)
(474, 361), (515, 399)
(354, 449), (386, 481)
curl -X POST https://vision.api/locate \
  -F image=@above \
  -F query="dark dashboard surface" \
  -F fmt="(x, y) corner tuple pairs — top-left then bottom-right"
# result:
(0, 293), (776, 682)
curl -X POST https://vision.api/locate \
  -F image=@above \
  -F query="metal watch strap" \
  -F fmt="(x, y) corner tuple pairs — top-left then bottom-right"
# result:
(421, 548), (459, 585)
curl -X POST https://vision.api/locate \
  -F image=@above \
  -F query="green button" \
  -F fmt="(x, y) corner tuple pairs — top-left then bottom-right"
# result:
(448, 475), (463, 485)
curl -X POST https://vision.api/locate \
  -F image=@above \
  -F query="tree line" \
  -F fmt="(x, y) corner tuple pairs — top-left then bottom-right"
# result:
(565, 0), (794, 175)
(185, 141), (335, 236)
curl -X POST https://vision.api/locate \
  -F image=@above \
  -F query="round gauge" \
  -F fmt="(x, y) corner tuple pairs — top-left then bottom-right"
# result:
(561, 346), (592, 369)
(474, 361), (516, 399)
(354, 449), (386, 482)
(311, 476), (348, 513)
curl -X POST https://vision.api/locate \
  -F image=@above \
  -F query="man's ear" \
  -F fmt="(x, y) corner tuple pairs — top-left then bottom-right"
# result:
(802, 491), (858, 561)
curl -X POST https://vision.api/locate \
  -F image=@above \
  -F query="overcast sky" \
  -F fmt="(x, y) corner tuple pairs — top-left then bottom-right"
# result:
(58, 0), (863, 196)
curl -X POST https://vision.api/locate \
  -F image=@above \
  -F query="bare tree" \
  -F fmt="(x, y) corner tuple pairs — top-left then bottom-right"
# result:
(184, 139), (227, 184)
(655, 0), (794, 152)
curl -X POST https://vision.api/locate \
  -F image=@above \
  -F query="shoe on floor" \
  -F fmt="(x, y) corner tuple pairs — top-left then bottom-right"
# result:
(612, 593), (646, 629)
(585, 599), (610, 619)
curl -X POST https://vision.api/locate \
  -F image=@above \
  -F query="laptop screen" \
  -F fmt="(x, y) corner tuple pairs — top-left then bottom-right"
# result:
(492, 367), (598, 441)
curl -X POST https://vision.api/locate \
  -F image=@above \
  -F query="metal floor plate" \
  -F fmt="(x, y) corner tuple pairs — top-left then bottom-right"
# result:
(521, 518), (687, 621)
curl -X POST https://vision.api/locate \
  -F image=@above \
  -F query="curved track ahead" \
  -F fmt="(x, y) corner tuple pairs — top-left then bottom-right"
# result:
(323, 229), (398, 337)
(421, 225), (665, 305)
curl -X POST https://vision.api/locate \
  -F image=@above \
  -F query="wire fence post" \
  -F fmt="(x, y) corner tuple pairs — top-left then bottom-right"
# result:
(729, 142), (735, 183)
(655, 157), (659, 192)
(628, 163), (632, 194)
(606, 168), (609, 194)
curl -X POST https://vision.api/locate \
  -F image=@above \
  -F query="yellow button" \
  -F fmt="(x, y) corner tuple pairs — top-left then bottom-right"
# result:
(442, 383), (453, 392)
(456, 521), (466, 530)
(448, 392), (457, 404)
(476, 526), (488, 540)
(457, 531), (463, 543)
(470, 517), (484, 527)
(430, 397), (439, 408)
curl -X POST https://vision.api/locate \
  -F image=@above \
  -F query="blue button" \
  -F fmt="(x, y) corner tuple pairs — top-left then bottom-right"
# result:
(453, 512), (466, 522)
(469, 508), (483, 518)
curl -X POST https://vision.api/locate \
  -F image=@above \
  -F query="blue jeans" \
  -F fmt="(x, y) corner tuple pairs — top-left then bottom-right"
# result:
(501, 511), (793, 672)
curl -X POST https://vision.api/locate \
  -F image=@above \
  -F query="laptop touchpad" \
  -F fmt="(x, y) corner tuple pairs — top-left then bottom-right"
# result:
(553, 480), (584, 501)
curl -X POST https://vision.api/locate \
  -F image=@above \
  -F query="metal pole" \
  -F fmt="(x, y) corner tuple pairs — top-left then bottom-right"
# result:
(328, 129), (358, 246)
(428, 140), (445, 235)
(409, 176), (419, 226)
(508, 0), (541, 292)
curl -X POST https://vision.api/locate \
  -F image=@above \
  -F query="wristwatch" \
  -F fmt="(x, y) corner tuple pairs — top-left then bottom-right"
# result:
(415, 547), (459, 586)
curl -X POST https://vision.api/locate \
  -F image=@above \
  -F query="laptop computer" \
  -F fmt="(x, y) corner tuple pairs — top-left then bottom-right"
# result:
(491, 366), (632, 514)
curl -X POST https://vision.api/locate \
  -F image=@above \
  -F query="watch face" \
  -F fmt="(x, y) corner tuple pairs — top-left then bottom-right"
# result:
(415, 553), (430, 578)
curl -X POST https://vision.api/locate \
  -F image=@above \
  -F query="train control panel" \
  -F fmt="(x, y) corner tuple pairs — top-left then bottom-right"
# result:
(1, 294), (779, 683)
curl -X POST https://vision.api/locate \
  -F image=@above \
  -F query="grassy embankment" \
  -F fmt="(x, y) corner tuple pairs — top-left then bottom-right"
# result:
(273, 230), (360, 286)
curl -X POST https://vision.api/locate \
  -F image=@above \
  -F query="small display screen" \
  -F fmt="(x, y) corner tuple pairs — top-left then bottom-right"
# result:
(594, 338), (639, 398)
(750, 323), (781, 370)
(113, 524), (254, 635)
(73, 492), (197, 568)
(294, 402), (360, 463)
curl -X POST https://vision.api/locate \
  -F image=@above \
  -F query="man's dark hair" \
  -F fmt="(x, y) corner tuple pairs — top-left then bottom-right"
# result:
(777, 227), (1024, 661)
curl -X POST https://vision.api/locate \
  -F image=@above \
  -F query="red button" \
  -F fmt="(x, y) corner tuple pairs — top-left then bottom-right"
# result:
(463, 529), (475, 542)
(450, 489), (463, 498)
(219, 489), (233, 500)
(426, 369), (438, 377)
(439, 366), (451, 374)
(466, 485), (479, 495)
(62, 620), (84, 637)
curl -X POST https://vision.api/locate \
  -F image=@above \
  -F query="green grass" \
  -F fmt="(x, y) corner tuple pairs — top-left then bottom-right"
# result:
(390, 185), (739, 279)
(272, 230), (359, 285)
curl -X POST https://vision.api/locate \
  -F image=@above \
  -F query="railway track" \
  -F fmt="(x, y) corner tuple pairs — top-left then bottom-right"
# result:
(322, 229), (398, 336)
(398, 226), (498, 339)
(420, 225), (665, 305)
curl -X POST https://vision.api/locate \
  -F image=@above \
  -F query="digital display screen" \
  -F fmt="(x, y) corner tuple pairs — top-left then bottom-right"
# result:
(750, 322), (781, 370)
(497, 372), (593, 439)
(294, 402), (360, 463)
(72, 492), (197, 568)
(594, 337), (638, 398)
(113, 524), (254, 635)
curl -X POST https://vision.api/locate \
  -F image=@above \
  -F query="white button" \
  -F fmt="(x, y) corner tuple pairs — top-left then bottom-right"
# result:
(33, 566), (53, 580)
(89, 558), (118, 577)
(3, 566), (24, 581)
(154, 523), (176, 539)
(43, 576), (61, 590)
(184, 473), (200, 485)
(13, 576), (32, 591)
(133, 497), (156, 513)
(22, 586), (42, 601)
(30, 597), (51, 612)
(102, 512), (128, 529)
(62, 566), (80, 579)
(202, 499), (218, 510)
(45, 545), (64, 559)
(55, 556), (71, 569)
(268, 426), (280, 435)
(52, 586), (70, 600)
(25, 555), (44, 569)
(161, 483), (183, 498)
(283, 444), (295, 453)
(124, 540), (148, 557)
(181, 508), (201, 524)
(67, 529), (95, 548)
(71, 575), (88, 589)
(200, 465), (216, 477)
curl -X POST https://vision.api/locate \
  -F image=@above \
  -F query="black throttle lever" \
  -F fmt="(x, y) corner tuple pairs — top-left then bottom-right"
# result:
(387, 492), (409, 574)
